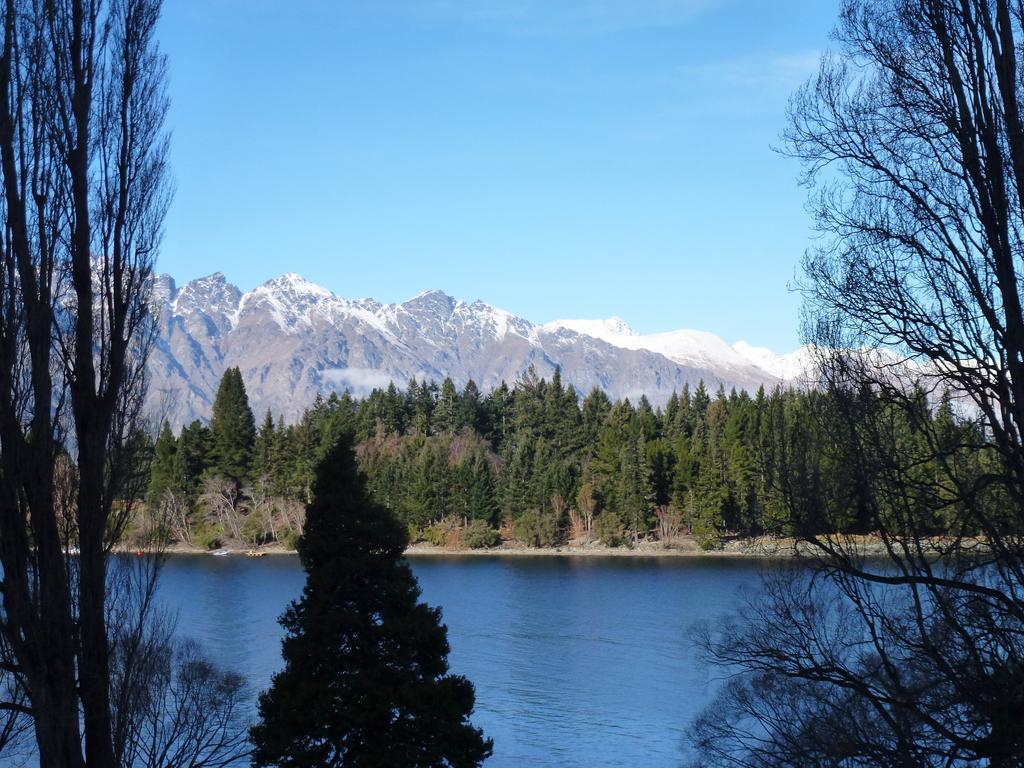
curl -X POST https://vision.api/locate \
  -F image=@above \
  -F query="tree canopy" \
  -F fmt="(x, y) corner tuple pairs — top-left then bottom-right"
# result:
(150, 365), (986, 553)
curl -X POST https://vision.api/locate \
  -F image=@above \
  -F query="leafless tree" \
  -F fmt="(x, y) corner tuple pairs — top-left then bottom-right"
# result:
(567, 507), (587, 541)
(127, 638), (249, 768)
(655, 505), (682, 545)
(199, 476), (245, 543)
(575, 482), (596, 542)
(550, 493), (568, 525)
(0, 630), (32, 764)
(107, 494), (248, 768)
(54, 453), (80, 551)
(158, 490), (193, 548)
(276, 498), (306, 543)
(245, 476), (278, 545)
(691, 1), (1024, 766)
(0, 0), (210, 765)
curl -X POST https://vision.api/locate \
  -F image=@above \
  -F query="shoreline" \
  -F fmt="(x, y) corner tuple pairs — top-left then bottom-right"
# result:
(115, 533), (965, 559)
(124, 536), (816, 559)
(401, 543), (769, 558)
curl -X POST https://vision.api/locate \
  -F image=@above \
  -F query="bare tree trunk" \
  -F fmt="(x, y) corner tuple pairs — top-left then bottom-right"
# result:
(0, 0), (169, 763)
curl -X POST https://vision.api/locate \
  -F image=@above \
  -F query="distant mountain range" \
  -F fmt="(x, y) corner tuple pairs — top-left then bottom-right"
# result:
(147, 272), (810, 427)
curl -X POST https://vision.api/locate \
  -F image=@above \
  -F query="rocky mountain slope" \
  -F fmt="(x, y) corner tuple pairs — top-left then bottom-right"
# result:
(147, 272), (804, 427)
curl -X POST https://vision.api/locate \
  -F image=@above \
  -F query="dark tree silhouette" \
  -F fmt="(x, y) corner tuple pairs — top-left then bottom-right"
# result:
(0, 1), (250, 765)
(690, 1), (1024, 766)
(250, 434), (492, 768)
(107, 553), (250, 768)
(0, 0), (172, 765)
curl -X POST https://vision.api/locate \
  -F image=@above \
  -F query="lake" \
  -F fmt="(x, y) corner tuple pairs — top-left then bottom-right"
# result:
(158, 554), (772, 767)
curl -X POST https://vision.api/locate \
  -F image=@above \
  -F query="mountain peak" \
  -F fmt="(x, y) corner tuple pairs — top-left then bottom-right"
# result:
(406, 288), (455, 303)
(179, 271), (234, 290)
(401, 289), (457, 315)
(238, 273), (340, 331)
(173, 272), (242, 321)
(410, 288), (450, 300)
(150, 273), (177, 305)
(259, 272), (334, 297)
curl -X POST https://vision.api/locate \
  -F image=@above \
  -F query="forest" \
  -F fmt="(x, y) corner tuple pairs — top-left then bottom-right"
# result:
(141, 365), (985, 551)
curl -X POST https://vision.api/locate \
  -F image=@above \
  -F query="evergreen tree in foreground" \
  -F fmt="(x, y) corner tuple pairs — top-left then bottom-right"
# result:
(250, 434), (493, 767)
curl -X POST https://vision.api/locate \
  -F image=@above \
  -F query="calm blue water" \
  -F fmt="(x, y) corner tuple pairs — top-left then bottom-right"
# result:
(158, 554), (770, 767)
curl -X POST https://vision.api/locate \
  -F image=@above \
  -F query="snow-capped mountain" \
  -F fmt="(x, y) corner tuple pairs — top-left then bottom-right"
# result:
(545, 318), (775, 385)
(147, 272), (799, 427)
(731, 341), (816, 383)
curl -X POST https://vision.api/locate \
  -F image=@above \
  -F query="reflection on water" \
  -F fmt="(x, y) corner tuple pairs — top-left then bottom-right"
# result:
(157, 554), (771, 768)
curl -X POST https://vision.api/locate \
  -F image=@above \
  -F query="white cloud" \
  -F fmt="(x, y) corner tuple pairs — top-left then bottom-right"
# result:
(322, 367), (395, 393)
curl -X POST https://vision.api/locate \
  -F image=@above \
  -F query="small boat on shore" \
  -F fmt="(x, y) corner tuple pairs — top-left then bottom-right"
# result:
(211, 549), (229, 557)
(246, 549), (266, 558)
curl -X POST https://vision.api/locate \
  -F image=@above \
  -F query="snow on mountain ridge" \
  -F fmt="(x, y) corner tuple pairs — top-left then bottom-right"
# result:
(544, 318), (775, 376)
(148, 271), (794, 427)
(457, 300), (537, 344)
(237, 272), (343, 331)
(548, 317), (638, 340)
(732, 341), (815, 382)
(233, 272), (418, 344)
(162, 272), (800, 367)
(150, 273), (177, 309)
(170, 272), (242, 336)
(172, 272), (239, 317)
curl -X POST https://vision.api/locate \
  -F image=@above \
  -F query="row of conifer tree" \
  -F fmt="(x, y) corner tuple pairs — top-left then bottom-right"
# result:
(144, 365), (983, 549)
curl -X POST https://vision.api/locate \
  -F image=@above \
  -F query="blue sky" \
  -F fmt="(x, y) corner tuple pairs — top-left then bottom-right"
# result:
(157, 0), (839, 352)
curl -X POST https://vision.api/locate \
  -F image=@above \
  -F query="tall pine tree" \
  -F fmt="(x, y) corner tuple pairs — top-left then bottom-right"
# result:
(253, 409), (277, 481)
(209, 367), (256, 484)
(250, 435), (492, 767)
(146, 420), (178, 504)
